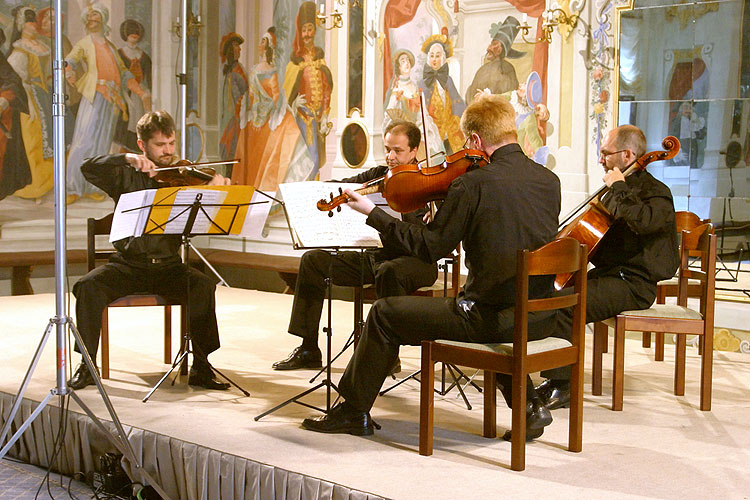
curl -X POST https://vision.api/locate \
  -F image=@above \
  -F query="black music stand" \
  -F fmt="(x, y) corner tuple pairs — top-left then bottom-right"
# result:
(110, 186), (264, 402)
(254, 183), (383, 421)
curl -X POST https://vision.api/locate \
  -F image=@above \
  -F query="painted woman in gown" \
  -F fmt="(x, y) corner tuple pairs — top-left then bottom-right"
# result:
(232, 28), (311, 191)
(8, 7), (54, 201)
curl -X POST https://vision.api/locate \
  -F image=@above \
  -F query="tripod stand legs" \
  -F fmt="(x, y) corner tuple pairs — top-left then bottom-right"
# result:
(142, 336), (249, 403)
(0, 317), (173, 500)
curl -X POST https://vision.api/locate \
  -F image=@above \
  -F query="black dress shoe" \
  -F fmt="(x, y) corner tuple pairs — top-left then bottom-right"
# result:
(188, 367), (230, 390)
(388, 357), (402, 377)
(535, 379), (571, 410)
(502, 398), (552, 442)
(272, 346), (322, 370)
(301, 402), (374, 436)
(68, 362), (97, 390)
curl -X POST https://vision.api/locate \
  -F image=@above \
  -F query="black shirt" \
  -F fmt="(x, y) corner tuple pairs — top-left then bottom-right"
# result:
(366, 143), (561, 309)
(338, 164), (429, 262)
(81, 154), (182, 263)
(593, 170), (679, 283)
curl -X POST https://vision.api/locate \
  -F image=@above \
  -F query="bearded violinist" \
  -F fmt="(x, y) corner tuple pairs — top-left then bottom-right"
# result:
(68, 110), (232, 391)
(273, 120), (437, 373)
(533, 125), (680, 412)
(300, 94), (562, 440)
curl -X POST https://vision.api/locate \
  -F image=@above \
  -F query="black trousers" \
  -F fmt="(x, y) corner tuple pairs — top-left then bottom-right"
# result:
(72, 256), (220, 364)
(287, 249), (437, 344)
(338, 295), (557, 412)
(541, 269), (657, 381)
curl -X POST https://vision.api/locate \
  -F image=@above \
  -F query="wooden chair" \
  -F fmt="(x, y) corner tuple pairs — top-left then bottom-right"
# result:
(87, 213), (186, 379)
(642, 211), (710, 360)
(419, 238), (588, 471)
(592, 223), (716, 411)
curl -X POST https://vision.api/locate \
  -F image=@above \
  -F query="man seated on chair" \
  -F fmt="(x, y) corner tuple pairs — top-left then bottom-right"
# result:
(534, 124), (680, 410)
(68, 110), (232, 391)
(300, 93), (562, 440)
(272, 120), (437, 373)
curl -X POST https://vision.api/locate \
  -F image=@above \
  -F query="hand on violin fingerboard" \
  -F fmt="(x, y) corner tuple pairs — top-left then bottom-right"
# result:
(343, 188), (375, 216)
(208, 173), (231, 186)
(125, 153), (158, 178)
(603, 167), (625, 187)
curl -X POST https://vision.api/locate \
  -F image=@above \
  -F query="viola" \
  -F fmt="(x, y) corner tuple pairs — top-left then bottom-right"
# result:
(317, 175), (385, 216)
(381, 148), (489, 213)
(554, 136), (681, 290)
(152, 159), (239, 187)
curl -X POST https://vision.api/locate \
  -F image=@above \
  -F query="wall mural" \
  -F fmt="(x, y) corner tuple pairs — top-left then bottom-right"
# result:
(225, 0), (325, 192)
(381, 0), (551, 165)
(0, 0), (152, 206)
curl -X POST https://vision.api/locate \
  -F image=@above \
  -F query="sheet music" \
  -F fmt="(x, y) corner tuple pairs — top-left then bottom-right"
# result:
(110, 189), (156, 242)
(240, 190), (274, 238)
(163, 189), (228, 234)
(279, 181), (382, 248)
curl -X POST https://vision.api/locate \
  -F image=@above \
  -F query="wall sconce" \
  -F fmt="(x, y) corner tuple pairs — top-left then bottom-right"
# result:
(519, 1), (582, 44)
(316, 0), (344, 30)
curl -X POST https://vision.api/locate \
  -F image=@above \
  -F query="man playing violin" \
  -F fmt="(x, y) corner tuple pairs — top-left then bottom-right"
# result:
(273, 119), (438, 372)
(533, 124), (680, 411)
(300, 94), (562, 440)
(68, 110), (232, 391)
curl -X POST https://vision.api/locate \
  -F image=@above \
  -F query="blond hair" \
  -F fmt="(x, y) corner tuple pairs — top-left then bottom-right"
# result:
(460, 93), (517, 148)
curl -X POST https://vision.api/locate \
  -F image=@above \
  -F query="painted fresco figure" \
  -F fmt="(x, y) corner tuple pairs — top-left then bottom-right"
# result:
(8, 6), (54, 202)
(500, 71), (549, 165)
(219, 32), (248, 161)
(65, 2), (148, 204)
(0, 28), (31, 201)
(418, 33), (465, 155)
(117, 19), (152, 152)
(465, 17), (524, 106)
(232, 28), (312, 191)
(383, 48), (443, 158)
(283, 1), (333, 182)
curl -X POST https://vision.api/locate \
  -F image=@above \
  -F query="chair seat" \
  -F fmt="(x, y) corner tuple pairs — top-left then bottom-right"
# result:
(436, 337), (572, 355)
(603, 304), (703, 327)
(109, 294), (177, 307)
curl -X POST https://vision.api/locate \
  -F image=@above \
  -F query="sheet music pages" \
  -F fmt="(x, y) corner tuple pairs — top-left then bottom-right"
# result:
(110, 189), (157, 242)
(240, 190), (274, 238)
(162, 189), (228, 234)
(279, 181), (382, 248)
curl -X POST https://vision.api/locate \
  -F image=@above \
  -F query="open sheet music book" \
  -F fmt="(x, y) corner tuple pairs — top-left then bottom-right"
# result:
(110, 185), (269, 242)
(279, 181), (383, 249)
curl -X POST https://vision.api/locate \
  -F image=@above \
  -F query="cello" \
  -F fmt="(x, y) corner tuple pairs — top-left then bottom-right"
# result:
(554, 135), (680, 290)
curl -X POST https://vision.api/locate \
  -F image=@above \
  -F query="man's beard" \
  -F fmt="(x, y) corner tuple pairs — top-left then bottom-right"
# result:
(151, 154), (173, 167)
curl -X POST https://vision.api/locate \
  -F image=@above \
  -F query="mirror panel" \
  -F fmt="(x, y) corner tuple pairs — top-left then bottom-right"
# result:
(616, 0), (750, 252)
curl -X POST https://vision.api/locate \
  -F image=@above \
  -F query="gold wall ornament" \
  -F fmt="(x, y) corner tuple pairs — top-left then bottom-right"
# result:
(316, 0), (344, 30)
(519, 0), (583, 44)
(665, 0), (719, 29)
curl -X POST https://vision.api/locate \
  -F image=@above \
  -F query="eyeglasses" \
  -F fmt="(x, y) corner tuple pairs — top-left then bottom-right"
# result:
(599, 149), (629, 160)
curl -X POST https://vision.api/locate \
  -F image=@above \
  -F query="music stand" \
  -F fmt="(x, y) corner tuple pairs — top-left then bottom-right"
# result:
(107, 185), (265, 401)
(254, 182), (382, 420)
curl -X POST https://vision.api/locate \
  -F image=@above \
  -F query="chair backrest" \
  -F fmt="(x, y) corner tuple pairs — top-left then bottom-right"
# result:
(675, 211), (709, 232)
(677, 223), (716, 324)
(87, 213), (115, 272)
(514, 237), (588, 349)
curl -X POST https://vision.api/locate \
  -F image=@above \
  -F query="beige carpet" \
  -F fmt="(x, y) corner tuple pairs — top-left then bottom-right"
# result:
(1, 288), (749, 500)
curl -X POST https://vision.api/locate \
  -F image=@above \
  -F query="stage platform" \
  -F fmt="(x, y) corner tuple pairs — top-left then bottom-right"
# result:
(1, 288), (749, 500)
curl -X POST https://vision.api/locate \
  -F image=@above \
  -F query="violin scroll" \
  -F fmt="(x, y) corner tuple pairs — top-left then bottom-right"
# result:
(317, 187), (347, 217)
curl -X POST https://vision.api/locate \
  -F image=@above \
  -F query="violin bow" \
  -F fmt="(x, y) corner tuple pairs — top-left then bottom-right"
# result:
(418, 91), (438, 221)
(152, 158), (240, 172)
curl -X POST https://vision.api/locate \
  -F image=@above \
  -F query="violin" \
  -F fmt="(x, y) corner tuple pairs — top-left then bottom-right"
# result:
(153, 159), (239, 187)
(554, 136), (680, 290)
(317, 90), (488, 216)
